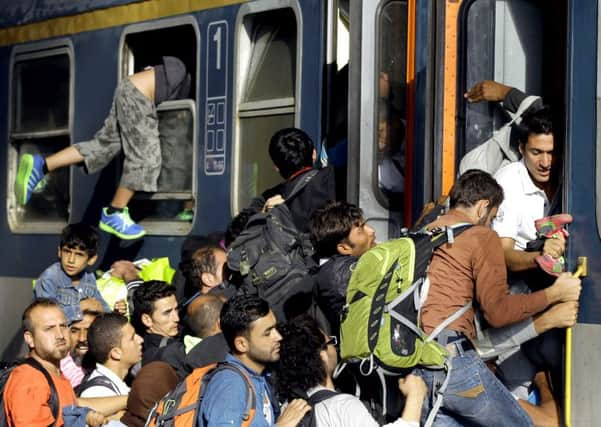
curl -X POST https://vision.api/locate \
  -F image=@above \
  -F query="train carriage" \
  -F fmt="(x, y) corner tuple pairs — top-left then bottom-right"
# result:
(0, 0), (599, 425)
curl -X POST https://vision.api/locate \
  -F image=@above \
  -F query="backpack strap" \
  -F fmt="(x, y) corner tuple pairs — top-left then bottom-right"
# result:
(206, 363), (257, 426)
(23, 358), (59, 427)
(506, 95), (541, 125)
(76, 373), (121, 396)
(284, 169), (319, 201)
(307, 389), (339, 406)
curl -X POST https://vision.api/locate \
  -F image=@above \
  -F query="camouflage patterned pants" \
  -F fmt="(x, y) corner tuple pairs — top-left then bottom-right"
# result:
(74, 77), (161, 192)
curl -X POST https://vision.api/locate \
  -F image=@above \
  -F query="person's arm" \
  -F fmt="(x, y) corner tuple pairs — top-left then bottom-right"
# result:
(398, 375), (427, 425)
(77, 395), (127, 416)
(474, 232), (580, 328)
(464, 80), (543, 114)
(501, 234), (566, 272)
(33, 273), (59, 300)
(500, 237), (539, 272)
(275, 399), (311, 427)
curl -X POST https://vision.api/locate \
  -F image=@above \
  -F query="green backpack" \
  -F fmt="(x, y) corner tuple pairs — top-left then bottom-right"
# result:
(339, 224), (472, 373)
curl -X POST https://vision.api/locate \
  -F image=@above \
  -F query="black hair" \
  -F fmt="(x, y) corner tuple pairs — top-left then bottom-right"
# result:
(268, 128), (314, 179)
(132, 281), (176, 335)
(190, 245), (224, 280)
(22, 298), (61, 333)
(225, 208), (258, 247)
(517, 105), (553, 145)
(450, 169), (504, 209)
(310, 200), (364, 258)
(186, 295), (224, 338)
(60, 223), (99, 257)
(220, 295), (270, 351)
(275, 316), (327, 400)
(87, 313), (128, 364)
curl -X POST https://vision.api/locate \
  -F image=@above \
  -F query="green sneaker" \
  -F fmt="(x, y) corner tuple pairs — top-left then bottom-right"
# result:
(15, 154), (45, 205)
(176, 209), (194, 222)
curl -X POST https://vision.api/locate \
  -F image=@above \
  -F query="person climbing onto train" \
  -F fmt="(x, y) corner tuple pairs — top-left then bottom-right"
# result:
(14, 56), (191, 240)
(465, 80), (569, 277)
(466, 80), (574, 403)
(248, 127), (336, 234)
(415, 169), (581, 427)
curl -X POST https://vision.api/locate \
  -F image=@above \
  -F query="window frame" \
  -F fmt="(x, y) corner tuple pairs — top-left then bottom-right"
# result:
(373, 0), (409, 211)
(231, 0), (303, 215)
(118, 16), (200, 235)
(7, 40), (74, 234)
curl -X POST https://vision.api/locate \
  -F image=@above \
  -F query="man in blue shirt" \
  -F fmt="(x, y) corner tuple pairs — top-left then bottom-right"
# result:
(199, 295), (310, 426)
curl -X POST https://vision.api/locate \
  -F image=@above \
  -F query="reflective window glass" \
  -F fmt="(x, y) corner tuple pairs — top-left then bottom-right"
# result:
(376, 1), (407, 211)
(243, 9), (296, 103)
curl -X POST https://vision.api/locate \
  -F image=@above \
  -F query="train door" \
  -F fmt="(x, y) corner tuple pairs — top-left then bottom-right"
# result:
(348, 0), (432, 239)
(566, 3), (600, 426)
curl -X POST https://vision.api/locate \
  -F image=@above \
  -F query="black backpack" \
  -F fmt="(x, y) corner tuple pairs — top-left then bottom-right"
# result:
(227, 171), (318, 320)
(295, 389), (340, 427)
(0, 358), (59, 426)
(75, 372), (120, 396)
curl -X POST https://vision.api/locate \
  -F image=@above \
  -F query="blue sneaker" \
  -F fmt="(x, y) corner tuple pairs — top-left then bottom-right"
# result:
(99, 207), (146, 240)
(15, 154), (45, 205)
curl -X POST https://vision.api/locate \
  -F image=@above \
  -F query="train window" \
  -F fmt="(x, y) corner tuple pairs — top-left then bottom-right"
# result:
(8, 48), (72, 232)
(127, 100), (196, 234)
(375, 1), (407, 212)
(233, 6), (299, 213)
(120, 19), (198, 234)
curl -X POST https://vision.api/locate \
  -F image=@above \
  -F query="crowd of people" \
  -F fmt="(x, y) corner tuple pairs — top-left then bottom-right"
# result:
(2, 76), (582, 427)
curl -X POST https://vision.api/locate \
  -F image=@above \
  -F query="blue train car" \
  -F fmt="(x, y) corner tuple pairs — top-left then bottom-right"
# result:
(1, 0), (599, 424)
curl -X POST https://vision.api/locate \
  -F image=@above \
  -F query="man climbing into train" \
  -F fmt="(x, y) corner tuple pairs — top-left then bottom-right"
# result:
(14, 56), (191, 240)
(465, 81), (576, 413)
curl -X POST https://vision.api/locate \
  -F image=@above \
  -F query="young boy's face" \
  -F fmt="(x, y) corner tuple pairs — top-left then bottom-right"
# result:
(57, 245), (97, 278)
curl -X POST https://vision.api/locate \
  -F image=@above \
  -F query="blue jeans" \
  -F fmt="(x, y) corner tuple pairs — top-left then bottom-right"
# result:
(414, 350), (534, 427)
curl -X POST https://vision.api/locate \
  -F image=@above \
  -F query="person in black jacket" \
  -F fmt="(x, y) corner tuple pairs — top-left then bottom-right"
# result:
(248, 128), (336, 234)
(309, 201), (376, 336)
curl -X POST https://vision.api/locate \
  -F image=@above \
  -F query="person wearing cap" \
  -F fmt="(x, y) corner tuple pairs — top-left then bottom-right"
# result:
(14, 56), (191, 240)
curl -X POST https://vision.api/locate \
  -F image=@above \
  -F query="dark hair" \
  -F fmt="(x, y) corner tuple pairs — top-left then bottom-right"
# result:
(132, 281), (175, 334)
(191, 246), (223, 280)
(22, 298), (62, 333)
(310, 200), (364, 258)
(225, 208), (258, 247)
(60, 223), (99, 257)
(87, 313), (128, 364)
(275, 316), (327, 399)
(450, 169), (504, 209)
(220, 295), (270, 351)
(269, 128), (314, 179)
(186, 295), (224, 338)
(517, 106), (553, 145)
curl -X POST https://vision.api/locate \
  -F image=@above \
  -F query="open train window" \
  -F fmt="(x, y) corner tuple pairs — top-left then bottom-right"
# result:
(375, 0), (408, 213)
(120, 19), (198, 235)
(457, 0), (567, 166)
(233, 4), (300, 213)
(7, 45), (73, 233)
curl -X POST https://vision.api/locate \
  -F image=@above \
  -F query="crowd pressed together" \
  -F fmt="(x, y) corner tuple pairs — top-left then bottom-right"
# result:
(4, 64), (582, 427)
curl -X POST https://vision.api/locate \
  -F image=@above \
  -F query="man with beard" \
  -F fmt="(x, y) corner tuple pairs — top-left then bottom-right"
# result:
(4, 299), (106, 426)
(61, 302), (102, 387)
(415, 170), (581, 426)
(198, 295), (311, 426)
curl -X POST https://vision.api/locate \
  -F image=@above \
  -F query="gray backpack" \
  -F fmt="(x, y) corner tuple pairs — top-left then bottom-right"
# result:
(227, 171), (318, 320)
(459, 95), (540, 175)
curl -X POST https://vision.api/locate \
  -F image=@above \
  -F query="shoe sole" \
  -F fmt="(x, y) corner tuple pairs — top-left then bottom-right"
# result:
(99, 221), (146, 240)
(15, 155), (34, 205)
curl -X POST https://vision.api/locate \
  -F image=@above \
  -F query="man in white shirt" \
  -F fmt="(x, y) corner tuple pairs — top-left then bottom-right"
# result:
(276, 317), (426, 427)
(78, 313), (143, 398)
